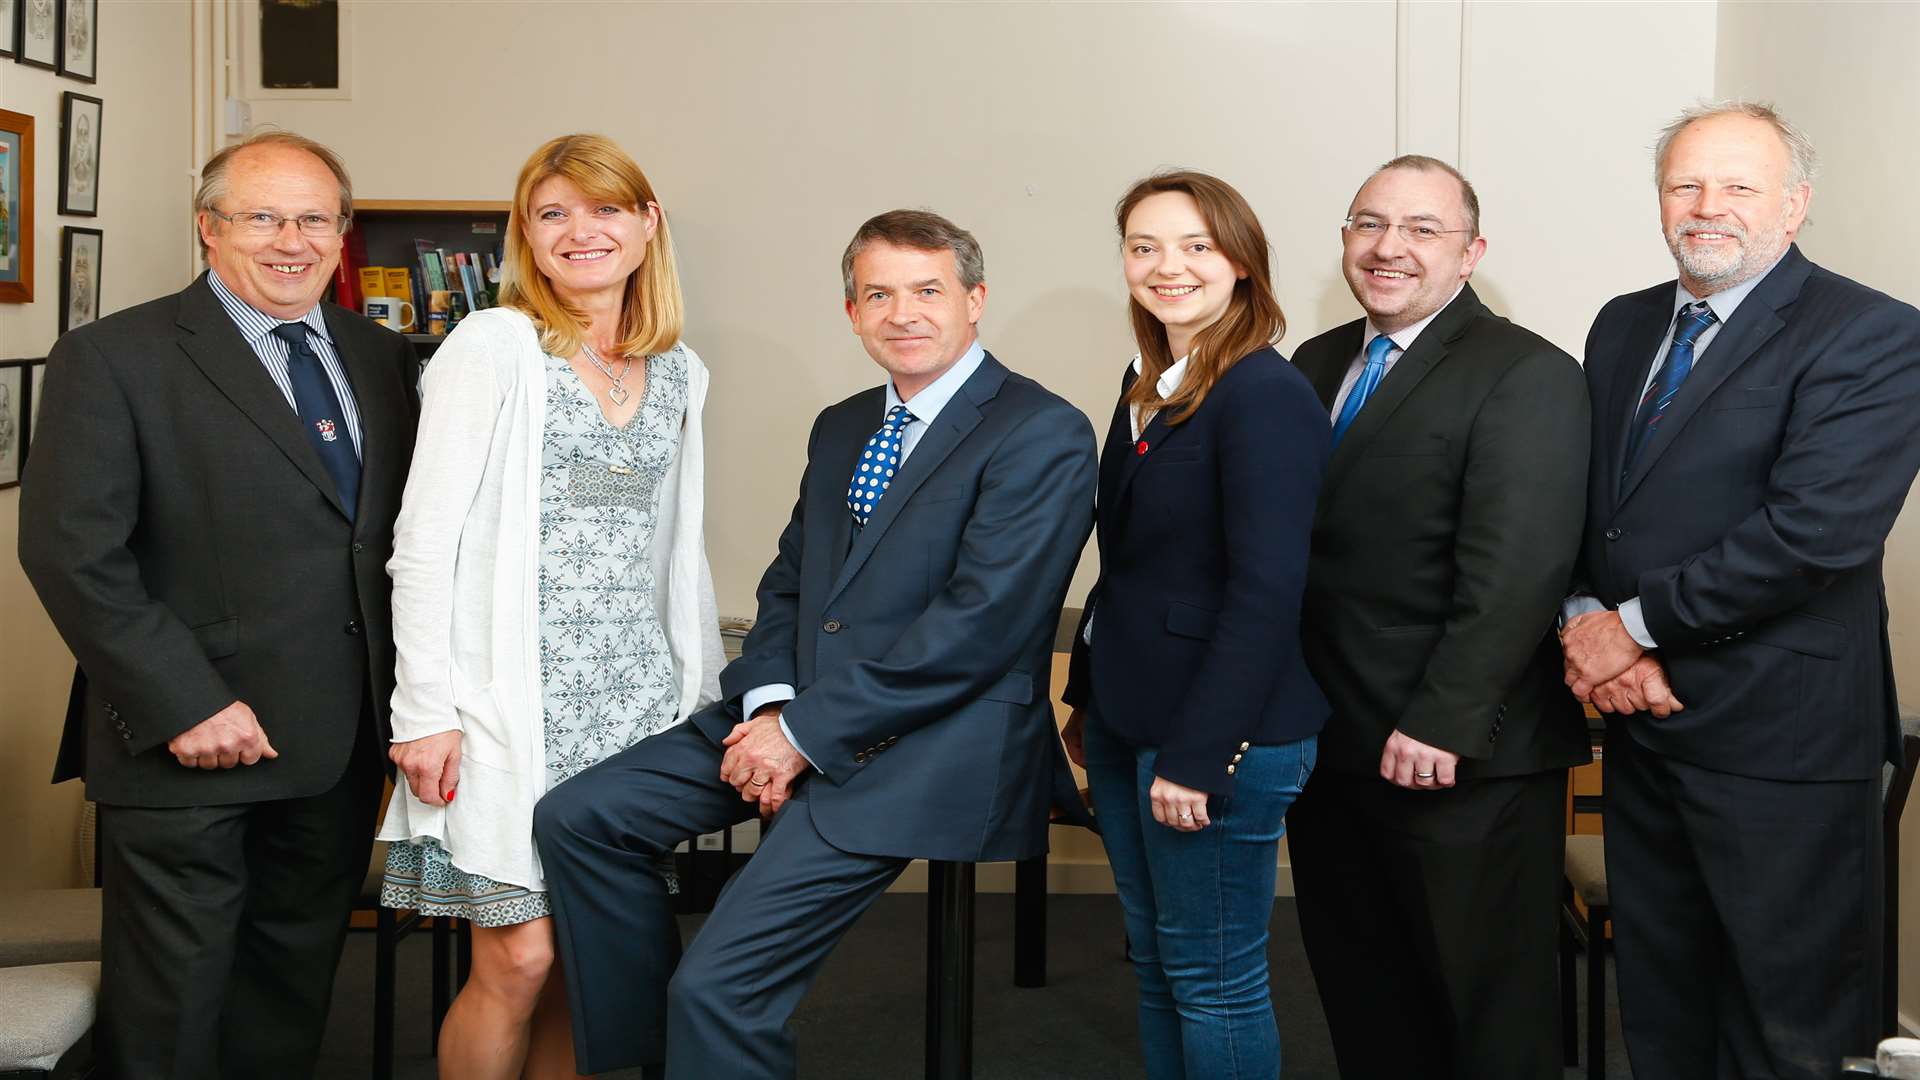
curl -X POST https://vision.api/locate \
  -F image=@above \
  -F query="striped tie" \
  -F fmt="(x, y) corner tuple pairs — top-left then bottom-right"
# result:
(1623, 301), (1717, 477)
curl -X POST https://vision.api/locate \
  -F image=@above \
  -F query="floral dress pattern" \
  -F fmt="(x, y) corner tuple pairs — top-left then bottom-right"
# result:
(381, 347), (688, 927)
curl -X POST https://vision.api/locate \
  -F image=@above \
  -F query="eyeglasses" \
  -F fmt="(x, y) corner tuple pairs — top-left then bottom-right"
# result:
(1343, 216), (1474, 244)
(208, 208), (350, 238)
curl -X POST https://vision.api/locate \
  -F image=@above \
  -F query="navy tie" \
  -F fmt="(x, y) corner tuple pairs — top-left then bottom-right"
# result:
(1623, 301), (1717, 477)
(1331, 333), (1395, 447)
(272, 322), (360, 521)
(847, 404), (914, 527)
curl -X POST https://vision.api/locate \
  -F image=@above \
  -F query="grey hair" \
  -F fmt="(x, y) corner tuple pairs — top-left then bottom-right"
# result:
(194, 129), (354, 258)
(1654, 100), (1819, 190)
(1367, 153), (1481, 238)
(841, 209), (985, 302)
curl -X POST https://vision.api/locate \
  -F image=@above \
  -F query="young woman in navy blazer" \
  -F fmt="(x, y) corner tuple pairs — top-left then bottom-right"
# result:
(1062, 170), (1330, 1080)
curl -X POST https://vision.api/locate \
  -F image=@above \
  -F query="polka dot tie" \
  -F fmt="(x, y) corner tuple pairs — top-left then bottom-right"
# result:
(847, 404), (914, 526)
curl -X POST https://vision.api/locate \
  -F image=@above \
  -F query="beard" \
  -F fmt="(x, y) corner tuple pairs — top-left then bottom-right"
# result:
(1665, 209), (1791, 292)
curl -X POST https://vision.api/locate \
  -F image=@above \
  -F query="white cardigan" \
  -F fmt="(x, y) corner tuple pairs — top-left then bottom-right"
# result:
(375, 307), (723, 890)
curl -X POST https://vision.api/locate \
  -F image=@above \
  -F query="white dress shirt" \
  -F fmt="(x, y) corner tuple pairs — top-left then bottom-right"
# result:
(1561, 252), (1786, 647)
(745, 339), (989, 763)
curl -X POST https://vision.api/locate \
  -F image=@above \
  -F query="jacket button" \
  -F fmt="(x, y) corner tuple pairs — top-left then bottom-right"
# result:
(1604, 527), (1623, 541)
(352, 542), (365, 554)
(344, 620), (361, 636)
(823, 619), (842, 634)
(853, 751), (869, 764)
(884, 736), (898, 746)
(1239, 741), (1251, 752)
(1226, 764), (1237, 775)
(120, 731), (131, 741)
(1231, 753), (1244, 763)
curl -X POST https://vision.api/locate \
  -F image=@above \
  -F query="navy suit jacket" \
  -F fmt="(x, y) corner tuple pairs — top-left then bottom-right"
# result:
(1579, 245), (1920, 781)
(692, 351), (1097, 862)
(1062, 348), (1331, 796)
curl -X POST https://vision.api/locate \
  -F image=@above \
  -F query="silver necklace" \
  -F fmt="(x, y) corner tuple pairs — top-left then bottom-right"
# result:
(580, 342), (635, 406)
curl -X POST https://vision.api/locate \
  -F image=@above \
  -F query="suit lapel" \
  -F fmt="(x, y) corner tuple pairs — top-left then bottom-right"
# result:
(1324, 286), (1484, 491)
(1616, 247), (1810, 504)
(823, 354), (1006, 607)
(176, 275), (350, 519)
(1602, 295), (1674, 507)
(1106, 403), (1175, 513)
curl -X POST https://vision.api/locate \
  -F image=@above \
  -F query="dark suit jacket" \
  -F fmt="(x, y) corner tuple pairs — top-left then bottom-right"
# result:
(1061, 348), (1330, 796)
(1579, 245), (1920, 782)
(20, 272), (415, 807)
(692, 351), (1097, 863)
(1293, 285), (1592, 781)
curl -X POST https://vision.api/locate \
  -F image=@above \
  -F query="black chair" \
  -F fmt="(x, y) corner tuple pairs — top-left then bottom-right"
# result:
(353, 840), (458, 1080)
(1559, 833), (1610, 1080)
(1879, 708), (1920, 1037)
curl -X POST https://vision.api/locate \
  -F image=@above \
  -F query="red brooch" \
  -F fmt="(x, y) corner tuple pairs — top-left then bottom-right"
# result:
(1136, 440), (1149, 455)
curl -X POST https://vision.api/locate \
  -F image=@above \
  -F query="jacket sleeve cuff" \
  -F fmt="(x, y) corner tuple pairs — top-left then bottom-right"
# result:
(1150, 742), (1250, 798)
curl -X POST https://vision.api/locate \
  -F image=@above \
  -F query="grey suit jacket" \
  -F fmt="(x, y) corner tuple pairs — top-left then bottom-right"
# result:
(20, 272), (416, 807)
(694, 352), (1097, 862)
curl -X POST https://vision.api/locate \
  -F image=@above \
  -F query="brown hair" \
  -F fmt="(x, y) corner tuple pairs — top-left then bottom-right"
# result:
(1370, 154), (1481, 237)
(841, 209), (984, 301)
(194, 129), (353, 259)
(1115, 170), (1285, 425)
(498, 134), (684, 359)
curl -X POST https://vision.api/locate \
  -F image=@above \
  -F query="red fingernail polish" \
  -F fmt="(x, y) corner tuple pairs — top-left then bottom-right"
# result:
(445, 790), (456, 802)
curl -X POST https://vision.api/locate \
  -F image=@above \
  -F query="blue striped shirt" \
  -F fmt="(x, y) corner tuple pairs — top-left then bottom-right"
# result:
(206, 270), (364, 460)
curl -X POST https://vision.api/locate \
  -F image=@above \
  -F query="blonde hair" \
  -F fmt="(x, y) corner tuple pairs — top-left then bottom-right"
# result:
(499, 134), (684, 359)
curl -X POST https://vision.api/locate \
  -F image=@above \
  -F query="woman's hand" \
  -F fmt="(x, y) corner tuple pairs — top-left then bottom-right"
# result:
(1062, 708), (1087, 768)
(390, 730), (463, 807)
(1150, 774), (1211, 832)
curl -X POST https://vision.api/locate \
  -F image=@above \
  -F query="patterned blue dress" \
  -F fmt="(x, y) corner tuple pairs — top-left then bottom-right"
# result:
(381, 347), (688, 927)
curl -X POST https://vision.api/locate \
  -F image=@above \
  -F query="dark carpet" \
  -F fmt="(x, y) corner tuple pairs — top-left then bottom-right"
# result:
(317, 895), (1629, 1079)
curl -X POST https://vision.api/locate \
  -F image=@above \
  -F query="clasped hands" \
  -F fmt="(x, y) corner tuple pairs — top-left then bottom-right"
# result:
(1559, 610), (1685, 718)
(721, 707), (811, 817)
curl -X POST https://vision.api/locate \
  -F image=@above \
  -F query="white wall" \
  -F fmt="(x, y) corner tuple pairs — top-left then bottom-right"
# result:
(1715, 0), (1920, 1030)
(0, 0), (197, 892)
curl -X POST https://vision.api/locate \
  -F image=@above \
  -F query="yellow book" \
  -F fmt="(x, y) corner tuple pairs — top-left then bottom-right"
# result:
(357, 266), (386, 301)
(383, 267), (412, 308)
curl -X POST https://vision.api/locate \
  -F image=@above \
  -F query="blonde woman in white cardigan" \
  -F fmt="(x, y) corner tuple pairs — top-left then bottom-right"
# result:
(377, 134), (722, 1080)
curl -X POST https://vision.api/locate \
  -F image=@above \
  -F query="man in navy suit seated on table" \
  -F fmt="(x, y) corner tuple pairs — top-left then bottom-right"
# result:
(533, 209), (1098, 1079)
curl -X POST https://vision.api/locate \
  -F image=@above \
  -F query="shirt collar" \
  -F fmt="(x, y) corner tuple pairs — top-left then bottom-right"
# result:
(1361, 282), (1465, 357)
(206, 269), (333, 346)
(884, 338), (985, 424)
(1128, 353), (1190, 400)
(1673, 249), (1788, 326)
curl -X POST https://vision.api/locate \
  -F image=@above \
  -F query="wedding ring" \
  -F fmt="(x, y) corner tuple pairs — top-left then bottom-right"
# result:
(1415, 770), (1436, 780)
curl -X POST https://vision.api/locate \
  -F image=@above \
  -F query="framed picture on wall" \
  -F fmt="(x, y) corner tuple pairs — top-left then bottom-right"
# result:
(0, 109), (33, 303)
(60, 226), (99, 333)
(0, 358), (30, 490)
(14, 0), (52, 68)
(1, 0), (18, 59)
(58, 91), (99, 216)
(55, 0), (93, 82)
(243, 0), (352, 100)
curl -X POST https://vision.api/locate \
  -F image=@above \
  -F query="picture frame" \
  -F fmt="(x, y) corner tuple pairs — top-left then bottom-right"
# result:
(0, 109), (33, 303)
(55, 0), (93, 83)
(0, 357), (32, 490)
(13, 0), (52, 69)
(60, 226), (99, 333)
(58, 91), (99, 217)
(243, 0), (352, 100)
(1, 0), (18, 60)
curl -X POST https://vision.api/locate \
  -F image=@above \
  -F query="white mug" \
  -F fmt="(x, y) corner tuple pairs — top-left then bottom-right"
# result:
(364, 295), (417, 332)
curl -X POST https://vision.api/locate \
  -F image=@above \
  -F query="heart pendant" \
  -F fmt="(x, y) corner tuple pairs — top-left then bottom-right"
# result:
(606, 383), (630, 407)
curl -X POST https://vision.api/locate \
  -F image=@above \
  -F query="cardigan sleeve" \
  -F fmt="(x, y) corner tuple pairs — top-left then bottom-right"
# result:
(386, 315), (512, 743)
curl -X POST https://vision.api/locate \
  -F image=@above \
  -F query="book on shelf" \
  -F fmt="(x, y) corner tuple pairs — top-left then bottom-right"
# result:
(356, 266), (386, 302)
(382, 266), (412, 307)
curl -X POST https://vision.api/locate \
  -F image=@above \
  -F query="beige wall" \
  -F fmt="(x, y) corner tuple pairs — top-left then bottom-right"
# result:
(0, 0), (197, 892)
(1715, 0), (1920, 1030)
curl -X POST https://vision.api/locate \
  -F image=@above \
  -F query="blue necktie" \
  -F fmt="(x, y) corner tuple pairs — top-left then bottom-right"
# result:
(272, 322), (360, 522)
(1623, 301), (1717, 477)
(847, 404), (914, 527)
(1331, 333), (1395, 447)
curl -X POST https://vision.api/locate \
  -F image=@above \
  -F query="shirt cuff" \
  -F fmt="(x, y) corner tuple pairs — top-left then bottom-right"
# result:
(1082, 605), (1095, 646)
(777, 717), (816, 769)
(1559, 592), (1605, 628)
(1617, 598), (1658, 649)
(742, 683), (794, 720)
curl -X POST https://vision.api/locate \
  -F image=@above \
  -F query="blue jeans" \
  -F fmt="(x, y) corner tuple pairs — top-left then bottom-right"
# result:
(1082, 713), (1316, 1080)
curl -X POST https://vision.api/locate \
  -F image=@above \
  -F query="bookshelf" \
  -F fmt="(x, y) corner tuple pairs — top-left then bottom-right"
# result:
(333, 199), (513, 360)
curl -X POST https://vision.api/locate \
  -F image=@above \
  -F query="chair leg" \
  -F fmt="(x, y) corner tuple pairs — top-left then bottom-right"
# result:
(924, 861), (975, 1080)
(1559, 894), (1578, 1067)
(374, 907), (397, 1080)
(431, 916), (452, 1055)
(1013, 854), (1047, 989)
(1587, 905), (1608, 1080)
(456, 918), (473, 989)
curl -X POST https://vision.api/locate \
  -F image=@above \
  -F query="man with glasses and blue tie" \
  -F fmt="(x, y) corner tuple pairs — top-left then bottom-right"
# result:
(1286, 155), (1593, 1077)
(533, 209), (1096, 1079)
(1560, 101), (1920, 1079)
(20, 131), (414, 1078)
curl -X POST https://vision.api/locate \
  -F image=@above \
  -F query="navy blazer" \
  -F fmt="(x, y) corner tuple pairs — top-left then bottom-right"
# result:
(692, 352), (1098, 862)
(1580, 245), (1920, 781)
(1063, 347), (1330, 796)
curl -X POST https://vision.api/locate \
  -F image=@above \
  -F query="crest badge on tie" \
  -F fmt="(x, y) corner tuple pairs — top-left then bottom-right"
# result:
(314, 418), (338, 443)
